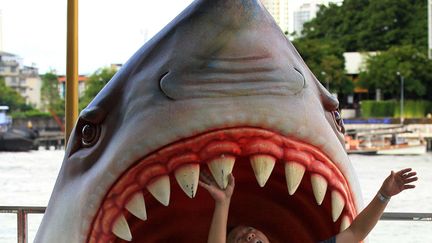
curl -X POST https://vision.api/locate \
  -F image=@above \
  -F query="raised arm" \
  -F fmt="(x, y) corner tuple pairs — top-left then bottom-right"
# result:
(336, 168), (418, 243)
(199, 172), (235, 243)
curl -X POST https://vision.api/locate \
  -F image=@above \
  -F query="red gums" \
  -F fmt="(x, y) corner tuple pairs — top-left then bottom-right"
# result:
(88, 127), (357, 242)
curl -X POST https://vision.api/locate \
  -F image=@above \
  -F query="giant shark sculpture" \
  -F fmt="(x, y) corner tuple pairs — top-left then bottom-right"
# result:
(35, 0), (363, 242)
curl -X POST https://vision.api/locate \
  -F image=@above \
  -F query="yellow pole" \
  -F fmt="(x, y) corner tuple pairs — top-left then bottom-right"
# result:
(65, 0), (78, 143)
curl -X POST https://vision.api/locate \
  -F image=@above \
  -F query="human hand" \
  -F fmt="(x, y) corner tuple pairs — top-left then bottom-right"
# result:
(379, 168), (418, 198)
(199, 170), (235, 205)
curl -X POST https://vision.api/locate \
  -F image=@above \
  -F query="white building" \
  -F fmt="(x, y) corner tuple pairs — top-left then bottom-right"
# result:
(343, 52), (377, 75)
(293, 3), (320, 36)
(21, 65), (42, 108)
(0, 51), (43, 109)
(1, 51), (23, 93)
(291, 0), (343, 37)
(261, 0), (290, 33)
(343, 51), (378, 105)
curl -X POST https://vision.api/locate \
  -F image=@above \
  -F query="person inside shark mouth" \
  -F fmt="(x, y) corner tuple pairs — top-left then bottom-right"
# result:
(200, 168), (417, 243)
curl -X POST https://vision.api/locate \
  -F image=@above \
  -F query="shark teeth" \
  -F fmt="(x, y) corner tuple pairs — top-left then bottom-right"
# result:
(250, 155), (275, 187)
(284, 162), (305, 195)
(108, 144), (352, 241)
(331, 190), (345, 222)
(147, 175), (170, 206)
(112, 214), (132, 241)
(207, 154), (236, 189)
(339, 215), (351, 232)
(125, 192), (147, 221)
(175, 164), (200, 198)
(311, 174), (328, 205)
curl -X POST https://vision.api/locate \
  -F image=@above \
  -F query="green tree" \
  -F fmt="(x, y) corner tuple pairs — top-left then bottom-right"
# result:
(79, 67), (117, 110)
(292, 39), (353, 96)
(41, 72), (64, 114)
(0, 76), (33, 111)
(301, 0), (427, 52)
(359, 45), (432, 99)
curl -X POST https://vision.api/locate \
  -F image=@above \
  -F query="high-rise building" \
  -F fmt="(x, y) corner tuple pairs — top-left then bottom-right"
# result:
(261, 0), (289, 33)
(291, 0), (342, 37)
(293, 2), (320, 36)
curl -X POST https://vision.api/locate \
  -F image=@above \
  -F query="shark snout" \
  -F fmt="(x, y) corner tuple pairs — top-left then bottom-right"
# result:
(160, 56), (305, 100)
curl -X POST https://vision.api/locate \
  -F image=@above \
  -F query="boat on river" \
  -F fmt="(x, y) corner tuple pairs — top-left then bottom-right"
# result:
(345, 126), (427, 155)
(0, 106), (39, 151)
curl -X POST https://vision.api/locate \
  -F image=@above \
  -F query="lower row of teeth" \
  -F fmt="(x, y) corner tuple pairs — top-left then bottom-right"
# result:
(110, 154), (351, 241)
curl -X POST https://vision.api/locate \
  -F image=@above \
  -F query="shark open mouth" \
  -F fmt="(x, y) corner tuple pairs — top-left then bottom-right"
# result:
(87, 127), (356, 242)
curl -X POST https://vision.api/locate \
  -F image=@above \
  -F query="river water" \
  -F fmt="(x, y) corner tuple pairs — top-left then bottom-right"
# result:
(0, 150), (431, 242)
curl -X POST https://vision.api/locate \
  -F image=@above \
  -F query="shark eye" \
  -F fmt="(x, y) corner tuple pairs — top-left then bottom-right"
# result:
(81, 123), (100, 147)
(334, 110), (341, 124)
(333, 110), (345, 133)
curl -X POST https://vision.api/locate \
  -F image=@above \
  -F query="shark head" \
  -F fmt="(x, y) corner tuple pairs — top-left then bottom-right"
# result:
(36, 0), (362, 242)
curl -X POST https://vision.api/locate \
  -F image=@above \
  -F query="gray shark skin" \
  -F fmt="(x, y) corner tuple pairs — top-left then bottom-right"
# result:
(35, 0), (363, 242)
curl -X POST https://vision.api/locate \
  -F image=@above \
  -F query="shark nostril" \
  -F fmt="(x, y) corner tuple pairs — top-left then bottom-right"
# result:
(293, 66), (305, 89)
(159, 71), (174, 100)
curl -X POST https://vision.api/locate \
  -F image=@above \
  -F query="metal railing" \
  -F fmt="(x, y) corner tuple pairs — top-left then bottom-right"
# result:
(0, 206), (45, 243)
(381, 212), (432, 221)
(0, 206), (431, 243)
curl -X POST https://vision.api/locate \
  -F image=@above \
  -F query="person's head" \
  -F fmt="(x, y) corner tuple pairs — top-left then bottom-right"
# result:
(227, 225), (270, 243)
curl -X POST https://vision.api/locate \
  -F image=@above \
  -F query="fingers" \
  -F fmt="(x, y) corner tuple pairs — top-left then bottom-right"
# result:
(199, 170), (215, 185)
(199, 173), (211, 185)
(404, 177), (418, 184)
(403, 184), (416, 190)
(228, 173), (235, 187)
(397, 168), (412, 175)
(198, 180), (212, 191)
(402, 172), (417, 179)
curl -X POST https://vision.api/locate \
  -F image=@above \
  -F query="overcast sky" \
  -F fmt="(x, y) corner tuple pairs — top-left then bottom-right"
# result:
(0, 0), (305, 74)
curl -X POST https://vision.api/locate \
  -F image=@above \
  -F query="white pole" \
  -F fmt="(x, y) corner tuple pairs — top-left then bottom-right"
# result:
(401, 75), (404, 124)
(397, 72), (404, 124)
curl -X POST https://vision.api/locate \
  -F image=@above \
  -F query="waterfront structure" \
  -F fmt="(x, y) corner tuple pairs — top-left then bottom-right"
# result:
(0, 51), (42, 108)
(261, 0), (289, 33)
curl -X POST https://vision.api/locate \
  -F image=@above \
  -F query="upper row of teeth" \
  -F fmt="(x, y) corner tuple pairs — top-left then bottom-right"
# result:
(111, 154), (351, 241)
